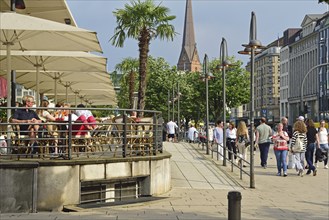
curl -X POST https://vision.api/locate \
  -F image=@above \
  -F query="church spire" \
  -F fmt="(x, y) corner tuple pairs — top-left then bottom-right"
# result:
(177, 0), (201, 72)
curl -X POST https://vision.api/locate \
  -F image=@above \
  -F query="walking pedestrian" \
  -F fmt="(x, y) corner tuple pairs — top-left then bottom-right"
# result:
(272, 123), (289, 176)
(214, 120), (224, 160)
(305, 119), (319, 176)
(167, 120), (178, 142)
(187, 124), (198, 143)
(281, 117), (293, 139)
(236, 121), (249, 167)
(290, 120), (308, 177)
(226, 122), (237, 161)
(317, 120), (329, 169)
(255, 117), (273, 168)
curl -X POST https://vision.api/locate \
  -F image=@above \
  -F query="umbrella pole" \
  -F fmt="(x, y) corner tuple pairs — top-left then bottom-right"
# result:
(36, 63), (40, 107)
(6, 43), (11, 119)
(6, 41), (12, 154)
(75, 93), (77, 107)
(65, 83), (68, 103)
(54, 75), (58, 104)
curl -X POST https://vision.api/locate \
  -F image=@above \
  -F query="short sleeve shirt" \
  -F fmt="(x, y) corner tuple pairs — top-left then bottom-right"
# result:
(256, 123), (272, 144)
(12, 109), (40, 131)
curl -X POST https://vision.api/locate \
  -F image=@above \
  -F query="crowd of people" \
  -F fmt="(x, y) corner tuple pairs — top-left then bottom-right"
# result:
(10, 95), (97, 155)
(164, 115), (329, 178)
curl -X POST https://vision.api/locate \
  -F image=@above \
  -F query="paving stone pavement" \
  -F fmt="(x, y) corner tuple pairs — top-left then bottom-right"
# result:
(1, 141), (328, 220)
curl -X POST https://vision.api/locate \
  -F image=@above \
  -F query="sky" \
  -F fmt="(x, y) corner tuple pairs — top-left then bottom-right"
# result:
(66, 0), (329, 72)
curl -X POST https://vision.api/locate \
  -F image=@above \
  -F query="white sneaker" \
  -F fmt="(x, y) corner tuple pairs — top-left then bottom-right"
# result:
(325, 165), (328, 169)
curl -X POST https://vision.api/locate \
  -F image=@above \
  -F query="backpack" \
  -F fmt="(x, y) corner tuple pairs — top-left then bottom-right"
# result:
(237, 135), (250, 147)
(292, 137), (303, 152)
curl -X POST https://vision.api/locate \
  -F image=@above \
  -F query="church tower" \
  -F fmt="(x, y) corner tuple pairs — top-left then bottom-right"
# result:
(177, 0), (201, 72)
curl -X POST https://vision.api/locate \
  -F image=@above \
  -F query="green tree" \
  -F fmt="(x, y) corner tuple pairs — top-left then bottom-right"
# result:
(114, 55), (249, 125)
(115, 57), (139, 109)
(208, 57), (250, 120)
(110, 0), (176, 117)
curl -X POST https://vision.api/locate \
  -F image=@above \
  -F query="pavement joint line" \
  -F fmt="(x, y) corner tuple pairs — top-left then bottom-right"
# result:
(173, 142), (233, 190)
(183, 141), (246, 190)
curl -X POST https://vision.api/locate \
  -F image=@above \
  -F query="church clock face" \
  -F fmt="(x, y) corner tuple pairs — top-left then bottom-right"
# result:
(182, 55), (186, 61)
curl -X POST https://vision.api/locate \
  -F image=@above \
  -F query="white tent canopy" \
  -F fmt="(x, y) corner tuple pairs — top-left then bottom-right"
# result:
(18, 79), (116, 105)
(0, 12), (102, 52)
(0, 50), (107, 73)
(0, 0), (77, 26)
(0, 50), (108, 106)
(0, 11), (103, 118)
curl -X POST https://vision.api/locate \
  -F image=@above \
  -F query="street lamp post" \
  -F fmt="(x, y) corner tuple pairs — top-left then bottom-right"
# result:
(219, 37), (233, 166)
(167, 90), (170, 121)
(239, 11), (266, 189)
(202, 54), (214, 155)
(172, 85), (175, 121)
(300, 62), (329, 117)
(177, 82), (181, 141)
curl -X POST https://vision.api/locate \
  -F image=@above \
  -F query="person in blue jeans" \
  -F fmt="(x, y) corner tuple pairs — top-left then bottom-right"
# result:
(272, 123), (290, 176)
(305, 119), (319, 176)
(255, 117), (273, 168)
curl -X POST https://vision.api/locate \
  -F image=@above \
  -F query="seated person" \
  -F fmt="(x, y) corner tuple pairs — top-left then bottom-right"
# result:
(60, 103), (79, 122)
(73, 104), (97, 136)
(37, 99), (56, 122)
(11, 95), (42, 146)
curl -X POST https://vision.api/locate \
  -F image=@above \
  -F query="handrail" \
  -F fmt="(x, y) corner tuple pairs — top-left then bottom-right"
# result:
(0, 106), (163, 160)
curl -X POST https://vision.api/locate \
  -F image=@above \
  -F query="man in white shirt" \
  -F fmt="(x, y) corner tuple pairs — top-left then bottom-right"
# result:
(167, 120), (178, 142)
(187, 124), (198, 143)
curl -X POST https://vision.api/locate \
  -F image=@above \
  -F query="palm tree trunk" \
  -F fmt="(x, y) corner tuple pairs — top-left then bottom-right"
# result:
(137, 28), (150, 117)
(129, 70), (135, 110)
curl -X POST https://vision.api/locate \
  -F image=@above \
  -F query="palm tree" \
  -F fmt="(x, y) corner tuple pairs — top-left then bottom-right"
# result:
(110, 0), (176, 116)
(115, 57), (139, 110)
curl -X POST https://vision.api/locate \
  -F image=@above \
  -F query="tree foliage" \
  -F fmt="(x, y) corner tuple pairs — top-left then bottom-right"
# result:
(115, 57), (139, 109)
(115, 55), (250, 124)
(110, 0), (176, 117)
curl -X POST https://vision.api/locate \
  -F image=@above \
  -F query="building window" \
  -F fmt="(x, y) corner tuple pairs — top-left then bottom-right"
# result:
(269, 98), (273, 105)
(268, 87), (273, 95)
(17, 88), (22, 96)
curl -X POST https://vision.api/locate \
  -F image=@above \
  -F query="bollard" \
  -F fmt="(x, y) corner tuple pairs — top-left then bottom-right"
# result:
(227, 191), (242, 220)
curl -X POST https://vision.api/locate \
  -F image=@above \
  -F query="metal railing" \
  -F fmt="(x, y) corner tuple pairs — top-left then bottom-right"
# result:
(208, 141), (251, 180)
(0, 107), (163, 160)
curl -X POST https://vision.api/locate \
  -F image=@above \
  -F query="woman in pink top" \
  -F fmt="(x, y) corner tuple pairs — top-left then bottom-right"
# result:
(272, 123), (289, 176)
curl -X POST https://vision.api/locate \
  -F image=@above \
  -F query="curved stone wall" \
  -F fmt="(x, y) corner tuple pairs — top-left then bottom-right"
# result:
(0, 152), (171, 212)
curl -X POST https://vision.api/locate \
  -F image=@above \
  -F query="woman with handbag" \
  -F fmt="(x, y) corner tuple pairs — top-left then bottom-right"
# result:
(272, 123), (289, 176)
(290, 120), (308, 177)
